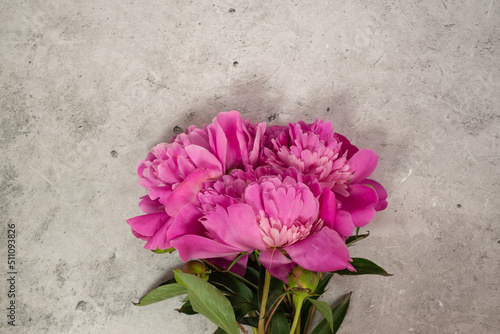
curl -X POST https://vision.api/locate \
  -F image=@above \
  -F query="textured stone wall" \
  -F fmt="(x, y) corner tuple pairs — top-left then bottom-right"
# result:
(1, 1), (499, 333)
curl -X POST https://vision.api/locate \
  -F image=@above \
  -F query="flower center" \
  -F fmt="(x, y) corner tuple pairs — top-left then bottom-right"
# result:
(256, 210), (323, 248)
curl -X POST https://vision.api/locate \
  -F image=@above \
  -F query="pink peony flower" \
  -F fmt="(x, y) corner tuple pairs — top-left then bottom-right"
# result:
(263, 119), (387, 238)
(127, 111), (265, 250)
(264, 120), (352, 196)
(170, 174), (354, 281)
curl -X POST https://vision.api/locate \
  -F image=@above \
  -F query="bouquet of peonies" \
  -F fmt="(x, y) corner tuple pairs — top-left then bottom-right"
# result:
(128, 111), (389, 334)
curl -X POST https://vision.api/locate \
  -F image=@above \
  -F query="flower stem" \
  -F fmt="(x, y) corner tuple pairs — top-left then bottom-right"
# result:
(289, 295), (305, 334)
(258, 270), (272, 334)
(238, 322), (249, 334)
(303, 304), (315, 334)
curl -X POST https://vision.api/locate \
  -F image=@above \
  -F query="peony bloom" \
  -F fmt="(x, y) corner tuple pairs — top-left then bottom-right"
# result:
(263, 119), (388, 239)
(264, 120), (352, 196)
(127, 111), (265, 250)
(170, 174), (354, 281)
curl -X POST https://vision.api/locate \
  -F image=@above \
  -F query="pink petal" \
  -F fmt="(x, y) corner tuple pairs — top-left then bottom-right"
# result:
(362, 179), (388, 211)
(201, 204), (267, 251)
(340, 184), (378, 227)
(248, 122), (266, 167)
(214, 111), (248, 169)
(186, 130), (211, 149)
(284, 228), (354, 272)
(335, 133), (359, 159)
(164, 168), (223, 217)
(334, 210), (355, 239)
(144, 219), (173, 250)
(138, 177), (171, 201)
(244, 183), (265, 213)
(175, 155), (196, 179)
(297, 187), (319, 221)
(347, 149), (378, 184)
(185, 145), (223, 171)
(208, 122), (228, 171)
(138, 196), (164, 213)
(166, 203), (205, 241)
(319, 188), (337, 229)
(171, 235), (242, 262)
(127, 212), (169, 238)
(259, 249), (295, 282)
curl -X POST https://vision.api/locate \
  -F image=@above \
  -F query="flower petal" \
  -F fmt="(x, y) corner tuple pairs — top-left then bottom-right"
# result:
(244, 182), (265, 213)
(201, 204), (267, 251)
(138, 196), (164, 214)
(362, 179), (388, 211)
(335, 133), (359, 160)
(213, 111), (248, 169)
(144, 219), (173, 250)
(259, 249), (295, 282)
(248, 122), (266, 167)
(171, 235), (242, 262)
(347, 149), (378, 184)
(164, 167), (223, 217)
(319, 187), (337, 229)
(334, 210), (355, 239)
(127, 212), (169, 238)
(208, 122), (228, 171)
(284, 228), (354, 272)
(166, 203), (205, 241)
(340, 184), (378, 227)
(185, 145), (223, 171)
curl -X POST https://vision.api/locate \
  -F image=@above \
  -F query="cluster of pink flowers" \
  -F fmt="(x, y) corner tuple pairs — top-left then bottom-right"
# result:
(128, 111), (387, 281)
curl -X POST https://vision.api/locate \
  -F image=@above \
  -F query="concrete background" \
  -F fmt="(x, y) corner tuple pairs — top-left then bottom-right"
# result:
(1, 1), (499, 333)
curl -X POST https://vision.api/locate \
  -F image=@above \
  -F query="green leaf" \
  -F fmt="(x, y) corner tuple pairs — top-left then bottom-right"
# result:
(243, 266), (260, 286)
(133, 283), (187, 306)
(176, 300), (197, 315)
(334, 258), (392, 276)
(332, 292), (351, 332)
(268, 311), (290, 334)
(210, 272), (257, 303)
(226, 295), (258, 320)
(202, 260), (258, 290)
(174, 271), (239, 334)
(152, 247), (176, 254)
(300, 273), (332, 333)
(239, 316), (259, 328)
(345, 231), (370, 246)
(316, 273), (333, 295)
(307, 299), (334, 332)
(311, 292), (351, 334)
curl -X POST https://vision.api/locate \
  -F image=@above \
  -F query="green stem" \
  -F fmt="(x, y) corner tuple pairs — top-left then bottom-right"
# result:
(289, 296), (305, 334)
(303, 305), (315, 334)
(258, 270), (272, 334)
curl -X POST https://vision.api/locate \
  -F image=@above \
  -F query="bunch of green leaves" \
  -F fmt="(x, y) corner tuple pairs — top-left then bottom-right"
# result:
(133, 231), (391, 334)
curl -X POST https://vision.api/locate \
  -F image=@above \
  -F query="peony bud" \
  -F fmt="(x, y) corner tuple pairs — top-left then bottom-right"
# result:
(287, 265), (320, 295)
(182, 260), (209, 281)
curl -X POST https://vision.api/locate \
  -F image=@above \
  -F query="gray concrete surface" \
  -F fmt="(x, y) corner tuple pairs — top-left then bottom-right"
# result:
(1, 1), (499, 333)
